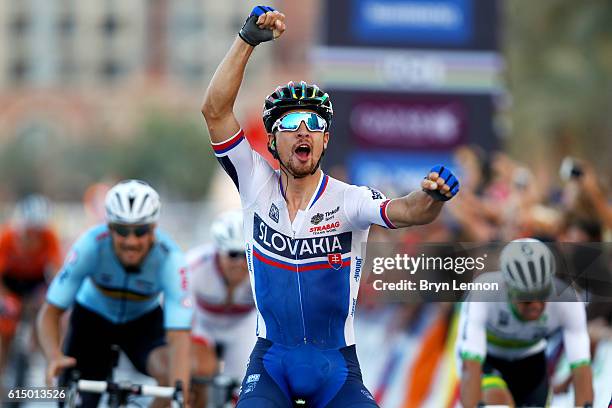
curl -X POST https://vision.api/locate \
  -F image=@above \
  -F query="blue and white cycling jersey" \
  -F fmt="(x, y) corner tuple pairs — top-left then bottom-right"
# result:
(46, 224), (192, 329)
(213, 129), (395, 349)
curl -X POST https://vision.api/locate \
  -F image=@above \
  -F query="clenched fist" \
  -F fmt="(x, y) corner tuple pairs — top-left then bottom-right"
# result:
(421, 165), (460, 201)
(239, 6), (286, 47)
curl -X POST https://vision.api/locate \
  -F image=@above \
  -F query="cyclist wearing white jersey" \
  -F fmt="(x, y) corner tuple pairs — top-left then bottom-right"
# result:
(188, 211), (256, 406)
(458, 238), (594, 408)
(201, 6), (460, 407)
(37, 180), (193, 408)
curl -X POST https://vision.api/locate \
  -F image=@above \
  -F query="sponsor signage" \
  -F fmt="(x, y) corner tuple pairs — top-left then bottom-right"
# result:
(324, 0), (498, 51)
(348, 151), (458, 193)
(350, 98), (466, 150)
(352, 0), (473, 45)
(312, 47), (503, 94)
(323, 90), (497, 168)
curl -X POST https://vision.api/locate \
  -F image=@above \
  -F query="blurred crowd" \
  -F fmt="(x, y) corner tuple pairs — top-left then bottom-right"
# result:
(356, 148), (612, 404)
(447, 147), (610, 244)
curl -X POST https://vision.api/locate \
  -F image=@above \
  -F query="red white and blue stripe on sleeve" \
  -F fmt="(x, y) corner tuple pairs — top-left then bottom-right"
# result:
(211, 129), (245, 191)
(379, 199), (397, 229)
(211, 129), (245, 156)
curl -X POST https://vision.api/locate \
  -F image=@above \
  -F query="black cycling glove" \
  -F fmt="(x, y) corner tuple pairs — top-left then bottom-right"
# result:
(239, 5), (276, 46)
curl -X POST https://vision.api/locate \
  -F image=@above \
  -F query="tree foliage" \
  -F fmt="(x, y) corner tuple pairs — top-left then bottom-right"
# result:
(504, 0), (612, 170)
(0, 112), (216, 200)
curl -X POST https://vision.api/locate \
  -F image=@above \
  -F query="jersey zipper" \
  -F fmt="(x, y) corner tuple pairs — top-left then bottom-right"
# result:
(119, 273), (129, 323)
(293, 230), (307, 344)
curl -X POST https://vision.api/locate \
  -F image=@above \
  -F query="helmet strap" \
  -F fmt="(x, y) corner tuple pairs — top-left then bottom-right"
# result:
(271, 134), (306, 180)
(310, 147), (326, 175)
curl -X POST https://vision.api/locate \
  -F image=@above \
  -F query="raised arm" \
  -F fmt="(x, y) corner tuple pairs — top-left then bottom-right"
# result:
(201, 7), (285, 142)
(386, 165), (460, 227)
(386, 191), (444, 228)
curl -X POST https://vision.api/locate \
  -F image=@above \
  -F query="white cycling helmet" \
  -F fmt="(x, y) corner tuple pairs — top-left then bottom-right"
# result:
(211, 210), (244, 252)
(500, 238), (555, 297)
(105, 180), (160, 224)
(14, 194), (51, 227)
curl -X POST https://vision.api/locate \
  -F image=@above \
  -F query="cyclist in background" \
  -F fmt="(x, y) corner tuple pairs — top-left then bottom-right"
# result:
(0, 194), (62, 380)
(36, 180), (193, 408)
(188, 210), (255, 407)
(458, 238), (593, 408)
(201, 6), (459, 407)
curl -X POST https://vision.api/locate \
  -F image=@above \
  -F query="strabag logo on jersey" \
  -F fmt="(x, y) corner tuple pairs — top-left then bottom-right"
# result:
(253, 213), (351, 260)
(309, 221), (341, 235)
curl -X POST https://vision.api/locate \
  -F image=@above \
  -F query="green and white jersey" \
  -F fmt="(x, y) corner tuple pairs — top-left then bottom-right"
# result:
(457, 272), (590, 368)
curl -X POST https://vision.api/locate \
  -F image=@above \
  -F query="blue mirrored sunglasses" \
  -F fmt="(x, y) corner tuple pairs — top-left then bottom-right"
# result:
(272, 112), (327, 133)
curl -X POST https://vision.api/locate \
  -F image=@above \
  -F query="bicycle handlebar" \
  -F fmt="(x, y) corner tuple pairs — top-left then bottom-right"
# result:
(76, 379), (177, 398)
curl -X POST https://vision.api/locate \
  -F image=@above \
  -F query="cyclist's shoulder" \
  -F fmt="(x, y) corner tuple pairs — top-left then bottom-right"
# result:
(324, 175), (352, 191)
(63, 225), (109, 261)
(548, 277), (583, 302)
(154, 228), (181, 250)
(317, 175), (368, 200)
(546, 297), (586, 315)
(76, 224), (111, 246)
(152, 229), (185, 268)
(339, 180), (387, 201)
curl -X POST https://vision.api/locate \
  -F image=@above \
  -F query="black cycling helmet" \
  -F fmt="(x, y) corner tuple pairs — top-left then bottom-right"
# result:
(263, 81), (333, 133)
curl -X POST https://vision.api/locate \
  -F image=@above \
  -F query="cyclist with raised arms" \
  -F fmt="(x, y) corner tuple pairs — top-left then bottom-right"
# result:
(188, 210), (256, 406)
(457, 238), (593, 408)
(37, 180), (193, 408)
(201, 6), (460, 407)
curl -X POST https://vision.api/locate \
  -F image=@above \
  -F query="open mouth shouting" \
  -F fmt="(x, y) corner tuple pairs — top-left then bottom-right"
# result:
(294, 143), (312, 162)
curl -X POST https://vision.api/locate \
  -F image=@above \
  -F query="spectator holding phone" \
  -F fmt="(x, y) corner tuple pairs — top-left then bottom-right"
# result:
(560, 158), (612, 239)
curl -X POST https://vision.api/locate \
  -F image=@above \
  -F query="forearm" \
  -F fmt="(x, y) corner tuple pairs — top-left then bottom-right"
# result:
(167, 330), (191, 396)
(387, 191), (444, 228)
(572, 366), (594, 406)
(460, 365), (482, 408)
(36, 303), (64, 360)
(590, 193), (612, 229)
(202, 38), (253, 123)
